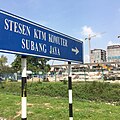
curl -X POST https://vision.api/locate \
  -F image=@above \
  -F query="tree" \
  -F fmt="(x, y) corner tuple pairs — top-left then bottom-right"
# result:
(0, 55), (8, 75)
(0, 55), (7, 67)
(0, 55), (14, 76)
(11, 55), (50, 73)
(11, 55), (21, 72)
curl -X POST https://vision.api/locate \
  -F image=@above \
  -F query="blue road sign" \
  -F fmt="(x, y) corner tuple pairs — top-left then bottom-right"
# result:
(0, 10), (83, 63)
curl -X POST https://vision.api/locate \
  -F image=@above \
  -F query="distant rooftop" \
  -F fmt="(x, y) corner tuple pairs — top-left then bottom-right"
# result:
(107, 45), (120, 49)
(91, 48), (106, 51)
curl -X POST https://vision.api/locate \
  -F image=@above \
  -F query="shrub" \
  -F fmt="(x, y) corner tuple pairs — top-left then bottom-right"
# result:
(0, 81), (120, 103)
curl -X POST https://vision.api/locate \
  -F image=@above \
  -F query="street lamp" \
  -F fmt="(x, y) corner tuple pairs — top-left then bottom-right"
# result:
(118, 35), (120, 38)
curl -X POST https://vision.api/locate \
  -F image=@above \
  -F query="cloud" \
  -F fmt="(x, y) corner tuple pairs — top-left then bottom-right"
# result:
(81, 25), (103, 38)
(108, 40), (120, 46)
(81, 25), (95, 36)
(108, 41), (113, 45)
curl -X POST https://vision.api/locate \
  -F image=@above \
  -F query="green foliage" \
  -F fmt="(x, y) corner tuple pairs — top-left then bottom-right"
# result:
(11, 55), (50, 73)
(63, 78), (67, 84)
(0, 65), (14, 75)
(0, 55), (14, 75)
(11, 55), (21, 72)
(0, 82), (21, 95)
(0, 81), (120, 103)
(0, 55), (7, 66)
(28, 82), (68, 98)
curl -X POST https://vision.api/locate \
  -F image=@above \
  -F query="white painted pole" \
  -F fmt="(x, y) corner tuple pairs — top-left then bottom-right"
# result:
(21, 56), (27, 120)
(68, 61), (73, 120)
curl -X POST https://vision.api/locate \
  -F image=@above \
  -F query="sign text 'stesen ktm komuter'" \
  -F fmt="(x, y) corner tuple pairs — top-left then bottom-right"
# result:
(0, 10), (83, 63)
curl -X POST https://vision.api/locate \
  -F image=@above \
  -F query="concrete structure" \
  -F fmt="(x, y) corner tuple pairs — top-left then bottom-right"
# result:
(90, 49), (106, 63)
(49, 62), (120, 81)
(107, 45), (120, 62)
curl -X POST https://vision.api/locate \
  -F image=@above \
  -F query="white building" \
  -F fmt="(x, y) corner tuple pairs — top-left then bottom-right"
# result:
(90, 49), (106, 63)
(107, 45), (120, 62)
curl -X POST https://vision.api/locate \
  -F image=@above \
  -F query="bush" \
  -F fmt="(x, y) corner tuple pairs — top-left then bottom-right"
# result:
(63, 78), (67, 85)
(0, 81), (120, 103)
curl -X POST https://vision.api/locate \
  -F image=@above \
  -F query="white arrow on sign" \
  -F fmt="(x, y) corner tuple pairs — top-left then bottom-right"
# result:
(72, 47), (79, 55)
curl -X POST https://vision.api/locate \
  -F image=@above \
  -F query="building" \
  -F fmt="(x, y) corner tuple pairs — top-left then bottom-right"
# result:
(107, 45), (120, 62)
(90, 49), (106, 63)
(49, 62), (120, 81)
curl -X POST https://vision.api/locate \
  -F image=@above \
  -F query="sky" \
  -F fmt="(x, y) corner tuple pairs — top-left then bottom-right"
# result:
(0, 0), (120, 65)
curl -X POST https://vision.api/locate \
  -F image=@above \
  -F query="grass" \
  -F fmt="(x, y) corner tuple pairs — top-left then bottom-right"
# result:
(0, 93), (120, 120)
(0, 81), (120, 119)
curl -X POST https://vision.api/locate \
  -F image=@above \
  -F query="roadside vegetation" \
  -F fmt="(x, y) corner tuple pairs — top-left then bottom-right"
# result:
(0, 81), (120, 120)
(0, 81), (120, 103)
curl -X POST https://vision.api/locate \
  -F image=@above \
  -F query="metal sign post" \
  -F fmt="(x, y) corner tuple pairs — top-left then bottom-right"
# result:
(68, 61), (73, 120)
(21, 56), (27, 120)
